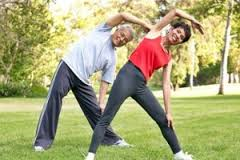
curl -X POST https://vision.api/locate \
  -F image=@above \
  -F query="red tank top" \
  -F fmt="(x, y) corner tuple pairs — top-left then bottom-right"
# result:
(129, 36), (171, 81)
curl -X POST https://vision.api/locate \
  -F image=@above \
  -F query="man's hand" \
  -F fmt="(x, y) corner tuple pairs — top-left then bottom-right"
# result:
(166, 113), (173, 128)
(99, 103), (105, 114)
(98, 80), (109, 114)
(106, 12), (152, 29)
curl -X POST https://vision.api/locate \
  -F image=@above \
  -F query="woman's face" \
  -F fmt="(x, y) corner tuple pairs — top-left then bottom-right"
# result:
(167, 27), (186, 45)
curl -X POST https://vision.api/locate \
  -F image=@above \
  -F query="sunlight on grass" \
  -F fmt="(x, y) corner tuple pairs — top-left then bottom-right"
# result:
(0, 86), (239, 160)
(154, 84), (240, 98)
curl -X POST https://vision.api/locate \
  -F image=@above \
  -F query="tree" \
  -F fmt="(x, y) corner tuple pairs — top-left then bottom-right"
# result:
(188, 39), (196, 89)
(0, 0), (31, 84)
(180, 0), (239, 93)
(218, 0), (234, 95)
(0, 0), (70, 96)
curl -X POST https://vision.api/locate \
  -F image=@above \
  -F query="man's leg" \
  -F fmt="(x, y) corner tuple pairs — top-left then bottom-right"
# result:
(131, 86), (181, 154)
(71, 78), (122, 145)
(33, 61), (72, 149)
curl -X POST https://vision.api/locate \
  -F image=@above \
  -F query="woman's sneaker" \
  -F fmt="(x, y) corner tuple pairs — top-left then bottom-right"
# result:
(34, 146), (45, 152)
(174, 151), (193, 160)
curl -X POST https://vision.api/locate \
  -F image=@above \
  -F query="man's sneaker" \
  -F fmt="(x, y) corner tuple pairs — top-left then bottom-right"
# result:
(85, 152), (95, 160)
(34, 146), (45, 152)
(112, 139), (132, 147)
(174, 151), (193, 160)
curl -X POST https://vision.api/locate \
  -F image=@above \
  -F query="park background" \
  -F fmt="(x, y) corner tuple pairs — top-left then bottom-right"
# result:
(0, 0), (239, 159)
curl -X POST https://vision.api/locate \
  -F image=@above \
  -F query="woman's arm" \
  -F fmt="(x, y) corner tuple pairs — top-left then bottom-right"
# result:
(162, 60), (173, 127)
(151, 9), (203, 34)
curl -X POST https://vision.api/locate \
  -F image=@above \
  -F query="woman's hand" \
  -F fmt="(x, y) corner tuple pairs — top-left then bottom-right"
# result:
(166, 113), (174, 128)
(191, 19), (204, 35)
(143, 23), (154, 33)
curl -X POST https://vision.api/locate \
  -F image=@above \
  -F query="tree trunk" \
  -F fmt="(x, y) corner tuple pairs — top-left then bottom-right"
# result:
(189, 39), (196, 89)
(218, 0), (234, 95)
(234, 72), (239, 83)
(173, 83), (179, 91)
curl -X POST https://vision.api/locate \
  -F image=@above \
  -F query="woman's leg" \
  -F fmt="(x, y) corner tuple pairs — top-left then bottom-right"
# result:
(132, 86), (181, 154)
(88, 62), (138, 153)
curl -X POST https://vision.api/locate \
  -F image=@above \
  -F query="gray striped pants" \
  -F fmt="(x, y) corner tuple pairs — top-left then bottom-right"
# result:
(33, 61), (121, 149)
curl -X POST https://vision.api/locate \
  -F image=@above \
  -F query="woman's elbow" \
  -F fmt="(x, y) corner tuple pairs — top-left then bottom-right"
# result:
(169, 8), (179, 16)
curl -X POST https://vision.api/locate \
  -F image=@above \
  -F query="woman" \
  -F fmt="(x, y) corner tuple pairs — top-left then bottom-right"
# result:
(86, 9), (203, 160)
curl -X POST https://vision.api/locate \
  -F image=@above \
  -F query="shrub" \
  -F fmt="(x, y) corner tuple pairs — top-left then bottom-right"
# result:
(0, 82), (47, 97)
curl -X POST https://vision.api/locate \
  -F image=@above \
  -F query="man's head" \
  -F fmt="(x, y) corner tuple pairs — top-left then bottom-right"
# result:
(111, 25), (134, 47)
(166, 22), (191, 45)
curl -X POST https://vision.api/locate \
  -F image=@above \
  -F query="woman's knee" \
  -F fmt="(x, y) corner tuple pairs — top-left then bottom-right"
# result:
(154, 115), (168, 127)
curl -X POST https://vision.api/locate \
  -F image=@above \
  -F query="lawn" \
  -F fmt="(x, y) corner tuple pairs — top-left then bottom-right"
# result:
(0, 94), (239, 160)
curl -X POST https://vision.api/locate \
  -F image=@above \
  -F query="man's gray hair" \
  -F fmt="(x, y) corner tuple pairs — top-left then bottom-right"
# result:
(117, 24), (135, 40)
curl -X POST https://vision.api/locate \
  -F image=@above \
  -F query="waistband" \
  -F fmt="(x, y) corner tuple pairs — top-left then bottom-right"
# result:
(127, 60), (146, 82)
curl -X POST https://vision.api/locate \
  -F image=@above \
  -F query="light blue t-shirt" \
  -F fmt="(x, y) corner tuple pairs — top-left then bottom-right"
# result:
(62, 23), (116, 85)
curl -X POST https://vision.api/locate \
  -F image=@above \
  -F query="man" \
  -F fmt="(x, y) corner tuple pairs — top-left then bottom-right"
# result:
(33, 12), (150, 151)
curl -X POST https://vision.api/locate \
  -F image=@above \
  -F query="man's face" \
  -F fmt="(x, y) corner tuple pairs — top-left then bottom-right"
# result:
(167, 27), (186, 45)
(111, 28), (133, 47)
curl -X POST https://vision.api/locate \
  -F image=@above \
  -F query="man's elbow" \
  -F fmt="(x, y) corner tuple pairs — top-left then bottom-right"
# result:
(118, 12), (131, 20)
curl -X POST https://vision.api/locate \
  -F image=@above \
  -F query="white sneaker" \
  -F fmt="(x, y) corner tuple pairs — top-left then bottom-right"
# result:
(113, 139), (132, 147)
(85, 152), (95, 160)
(174, 151), (193, 160)
(34, 146), (45, 152)
(84, 157), (95, 160)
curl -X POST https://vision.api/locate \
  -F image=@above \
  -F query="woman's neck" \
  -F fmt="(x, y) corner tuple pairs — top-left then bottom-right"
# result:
(161, 36), (170, 50)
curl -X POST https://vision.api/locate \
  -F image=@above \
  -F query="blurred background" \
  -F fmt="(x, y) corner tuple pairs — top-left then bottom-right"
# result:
(0, 0), (239, 97)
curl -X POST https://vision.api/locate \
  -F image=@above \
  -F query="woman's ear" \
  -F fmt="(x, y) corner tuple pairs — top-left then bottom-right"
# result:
(168, 27), (173, 34)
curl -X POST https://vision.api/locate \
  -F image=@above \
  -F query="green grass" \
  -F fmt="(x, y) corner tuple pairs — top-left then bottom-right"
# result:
(0, 95), (240, 160)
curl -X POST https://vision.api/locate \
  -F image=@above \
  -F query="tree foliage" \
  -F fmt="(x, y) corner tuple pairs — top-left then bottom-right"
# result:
(0, 0), (70, 96)
(0, 0), (239, 96)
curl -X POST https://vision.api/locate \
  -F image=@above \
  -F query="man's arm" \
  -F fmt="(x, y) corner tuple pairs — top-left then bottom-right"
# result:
(162, 60), (173, 128)
(98, 80), (109, 113)
(151, 9), (203, 34)
(106, 12), (150, 29)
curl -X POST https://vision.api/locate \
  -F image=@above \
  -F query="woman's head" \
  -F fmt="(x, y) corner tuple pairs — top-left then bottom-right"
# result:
(166, 22), (191, 45)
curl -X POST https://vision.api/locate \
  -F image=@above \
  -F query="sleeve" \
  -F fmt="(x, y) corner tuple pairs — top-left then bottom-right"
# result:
(101, 60), (116, 84)
(94, 22), (113, 33)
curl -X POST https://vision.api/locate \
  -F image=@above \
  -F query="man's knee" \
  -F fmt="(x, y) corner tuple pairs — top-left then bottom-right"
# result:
(98, 115), (112, 127)
(50, 84), (65, 97)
